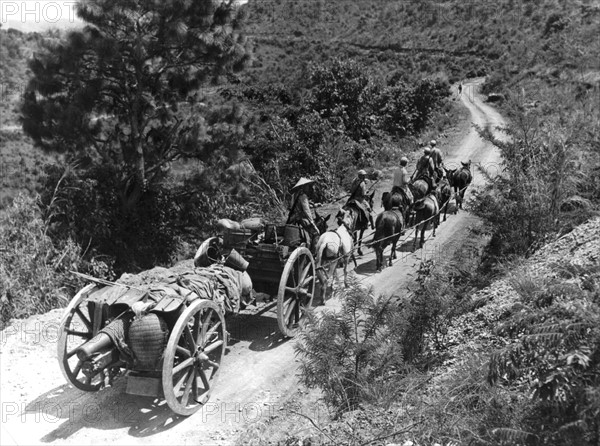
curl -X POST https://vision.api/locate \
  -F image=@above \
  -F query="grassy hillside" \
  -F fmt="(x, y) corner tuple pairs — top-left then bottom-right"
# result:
(238, 0), (599, 109)
(0, 28), (59, 207)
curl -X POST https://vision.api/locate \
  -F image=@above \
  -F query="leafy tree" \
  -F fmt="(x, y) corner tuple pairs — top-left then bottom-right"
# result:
(22, 0), (249, 208)
(308, 58), (379, 141)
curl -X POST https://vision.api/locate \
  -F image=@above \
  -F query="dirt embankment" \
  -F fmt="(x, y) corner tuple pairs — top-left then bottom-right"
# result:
(1, 79), (503, 445)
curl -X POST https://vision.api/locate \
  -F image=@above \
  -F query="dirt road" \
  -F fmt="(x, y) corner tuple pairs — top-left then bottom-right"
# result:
(0, 79), (505, 445)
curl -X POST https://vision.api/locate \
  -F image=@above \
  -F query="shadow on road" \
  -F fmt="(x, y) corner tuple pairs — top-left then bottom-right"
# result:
(23, 381), (189, 443)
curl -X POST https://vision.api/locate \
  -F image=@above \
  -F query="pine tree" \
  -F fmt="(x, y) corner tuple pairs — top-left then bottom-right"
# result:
(22, 0), (249, 207)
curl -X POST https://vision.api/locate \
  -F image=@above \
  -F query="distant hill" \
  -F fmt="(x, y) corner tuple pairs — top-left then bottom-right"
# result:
(238, 0), (600, 94)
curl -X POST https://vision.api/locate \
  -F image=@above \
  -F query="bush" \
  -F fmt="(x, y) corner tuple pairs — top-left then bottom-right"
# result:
(0, 194), (83, 326)
(487, 263), (600, 445)
(296, 278), (407, 413)
(295, 260), (472, 415)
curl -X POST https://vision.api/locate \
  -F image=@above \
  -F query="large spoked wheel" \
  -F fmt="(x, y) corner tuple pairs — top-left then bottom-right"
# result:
(162, 299), (226, 416)
(277, 247), (316, 338)
(57, 284), (105, 391)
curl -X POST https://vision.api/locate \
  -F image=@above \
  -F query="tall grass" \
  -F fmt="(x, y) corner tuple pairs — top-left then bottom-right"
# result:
(0, 194), (83, 327)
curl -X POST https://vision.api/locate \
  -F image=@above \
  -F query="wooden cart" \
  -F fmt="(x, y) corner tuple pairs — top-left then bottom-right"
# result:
(214, 223), (320, 338)
(57, 224), (320, 416)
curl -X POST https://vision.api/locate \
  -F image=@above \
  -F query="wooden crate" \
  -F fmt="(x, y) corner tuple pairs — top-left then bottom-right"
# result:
(222, 229), (253, 255)
(246, 243), (286, 287)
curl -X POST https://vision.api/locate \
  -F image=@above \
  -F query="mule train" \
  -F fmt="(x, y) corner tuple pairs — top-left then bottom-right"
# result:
(374, 161), (472, 271)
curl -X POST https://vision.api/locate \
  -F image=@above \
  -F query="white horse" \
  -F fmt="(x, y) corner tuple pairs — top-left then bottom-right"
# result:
(315, 209), (356, 301)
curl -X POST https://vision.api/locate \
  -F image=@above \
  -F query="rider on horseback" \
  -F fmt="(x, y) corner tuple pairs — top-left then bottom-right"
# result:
(347, 169), (375, 230)
(287, 177), (320, 251)
(411, 146), (435, 192)
(392, 156), (414, 209)
(429, 140), (445, 182)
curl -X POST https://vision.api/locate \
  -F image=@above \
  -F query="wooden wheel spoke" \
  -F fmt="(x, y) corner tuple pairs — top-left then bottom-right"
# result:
(205, 360), (220, 369)
(66, 347), (79, 359)
(300, 273), (314, 288)
(284, 298), (297, 324)
(176, 345), (191, 357)
(172, 357), (194, 376)
(198, 368), (210, 390)
(174, 368), (189, 392)
(298, 262), (311, 285)
(202, 321), (221, 347)
(203, 339), (224, 355)
(75, 308), (92, 331)
(192, 375), (199, 401)
(192, 312), (201, 343)
(183, 326), (197, 351)
(285, 286), (297, 293)
(181, 368), (196, 407)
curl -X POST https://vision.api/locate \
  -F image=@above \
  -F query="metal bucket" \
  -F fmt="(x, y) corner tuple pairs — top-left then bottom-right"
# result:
(224, 249), (249, 272)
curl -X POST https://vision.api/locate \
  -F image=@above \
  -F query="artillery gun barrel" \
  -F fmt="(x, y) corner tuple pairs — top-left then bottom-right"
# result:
(77, 332), (114, 361)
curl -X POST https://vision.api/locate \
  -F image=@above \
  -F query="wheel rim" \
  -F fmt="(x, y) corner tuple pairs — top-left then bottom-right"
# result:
(57, 284), (106, 391)
(277, 247), (315, 337)
(162, 300), (226, 416)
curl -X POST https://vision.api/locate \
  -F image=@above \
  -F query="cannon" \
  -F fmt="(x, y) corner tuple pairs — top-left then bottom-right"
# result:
(58, 263), (243, 416)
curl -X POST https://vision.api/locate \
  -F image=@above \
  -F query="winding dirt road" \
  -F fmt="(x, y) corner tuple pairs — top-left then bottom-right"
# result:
(0, 79), (505, 445)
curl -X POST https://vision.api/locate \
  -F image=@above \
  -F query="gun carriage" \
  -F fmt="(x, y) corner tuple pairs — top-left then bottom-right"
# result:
(57, 219), (320, 416)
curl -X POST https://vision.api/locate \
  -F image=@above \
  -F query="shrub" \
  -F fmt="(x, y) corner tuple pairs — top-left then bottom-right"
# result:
(487, 264), (600, 445)
(0, 194), (83, 326)
(296, 278), (406, 413)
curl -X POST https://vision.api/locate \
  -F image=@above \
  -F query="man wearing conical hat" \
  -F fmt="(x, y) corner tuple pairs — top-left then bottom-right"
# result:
(287, 177), (320, 251)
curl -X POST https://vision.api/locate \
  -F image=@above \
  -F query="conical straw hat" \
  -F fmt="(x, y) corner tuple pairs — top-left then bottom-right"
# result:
(291, 177), (314, 190)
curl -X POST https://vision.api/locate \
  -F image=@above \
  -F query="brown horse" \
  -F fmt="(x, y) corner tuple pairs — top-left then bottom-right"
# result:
(434, 178), (452, 224)
(413, 194), (439, 250)
(382, 191), (411, 226)
(409, 178), (429, 202)
(342, 191), (375, 256)
(446, 161), (472, 210)
(373, 209), (404, 272)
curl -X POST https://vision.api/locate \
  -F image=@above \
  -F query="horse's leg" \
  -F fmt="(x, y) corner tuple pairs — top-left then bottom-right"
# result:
(443, 199), (448, 221)
(420, 224), (426, 248)
(343, 257), (349, 287)
(413, 225), (419, 250)
(357, 229), (364, 256)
